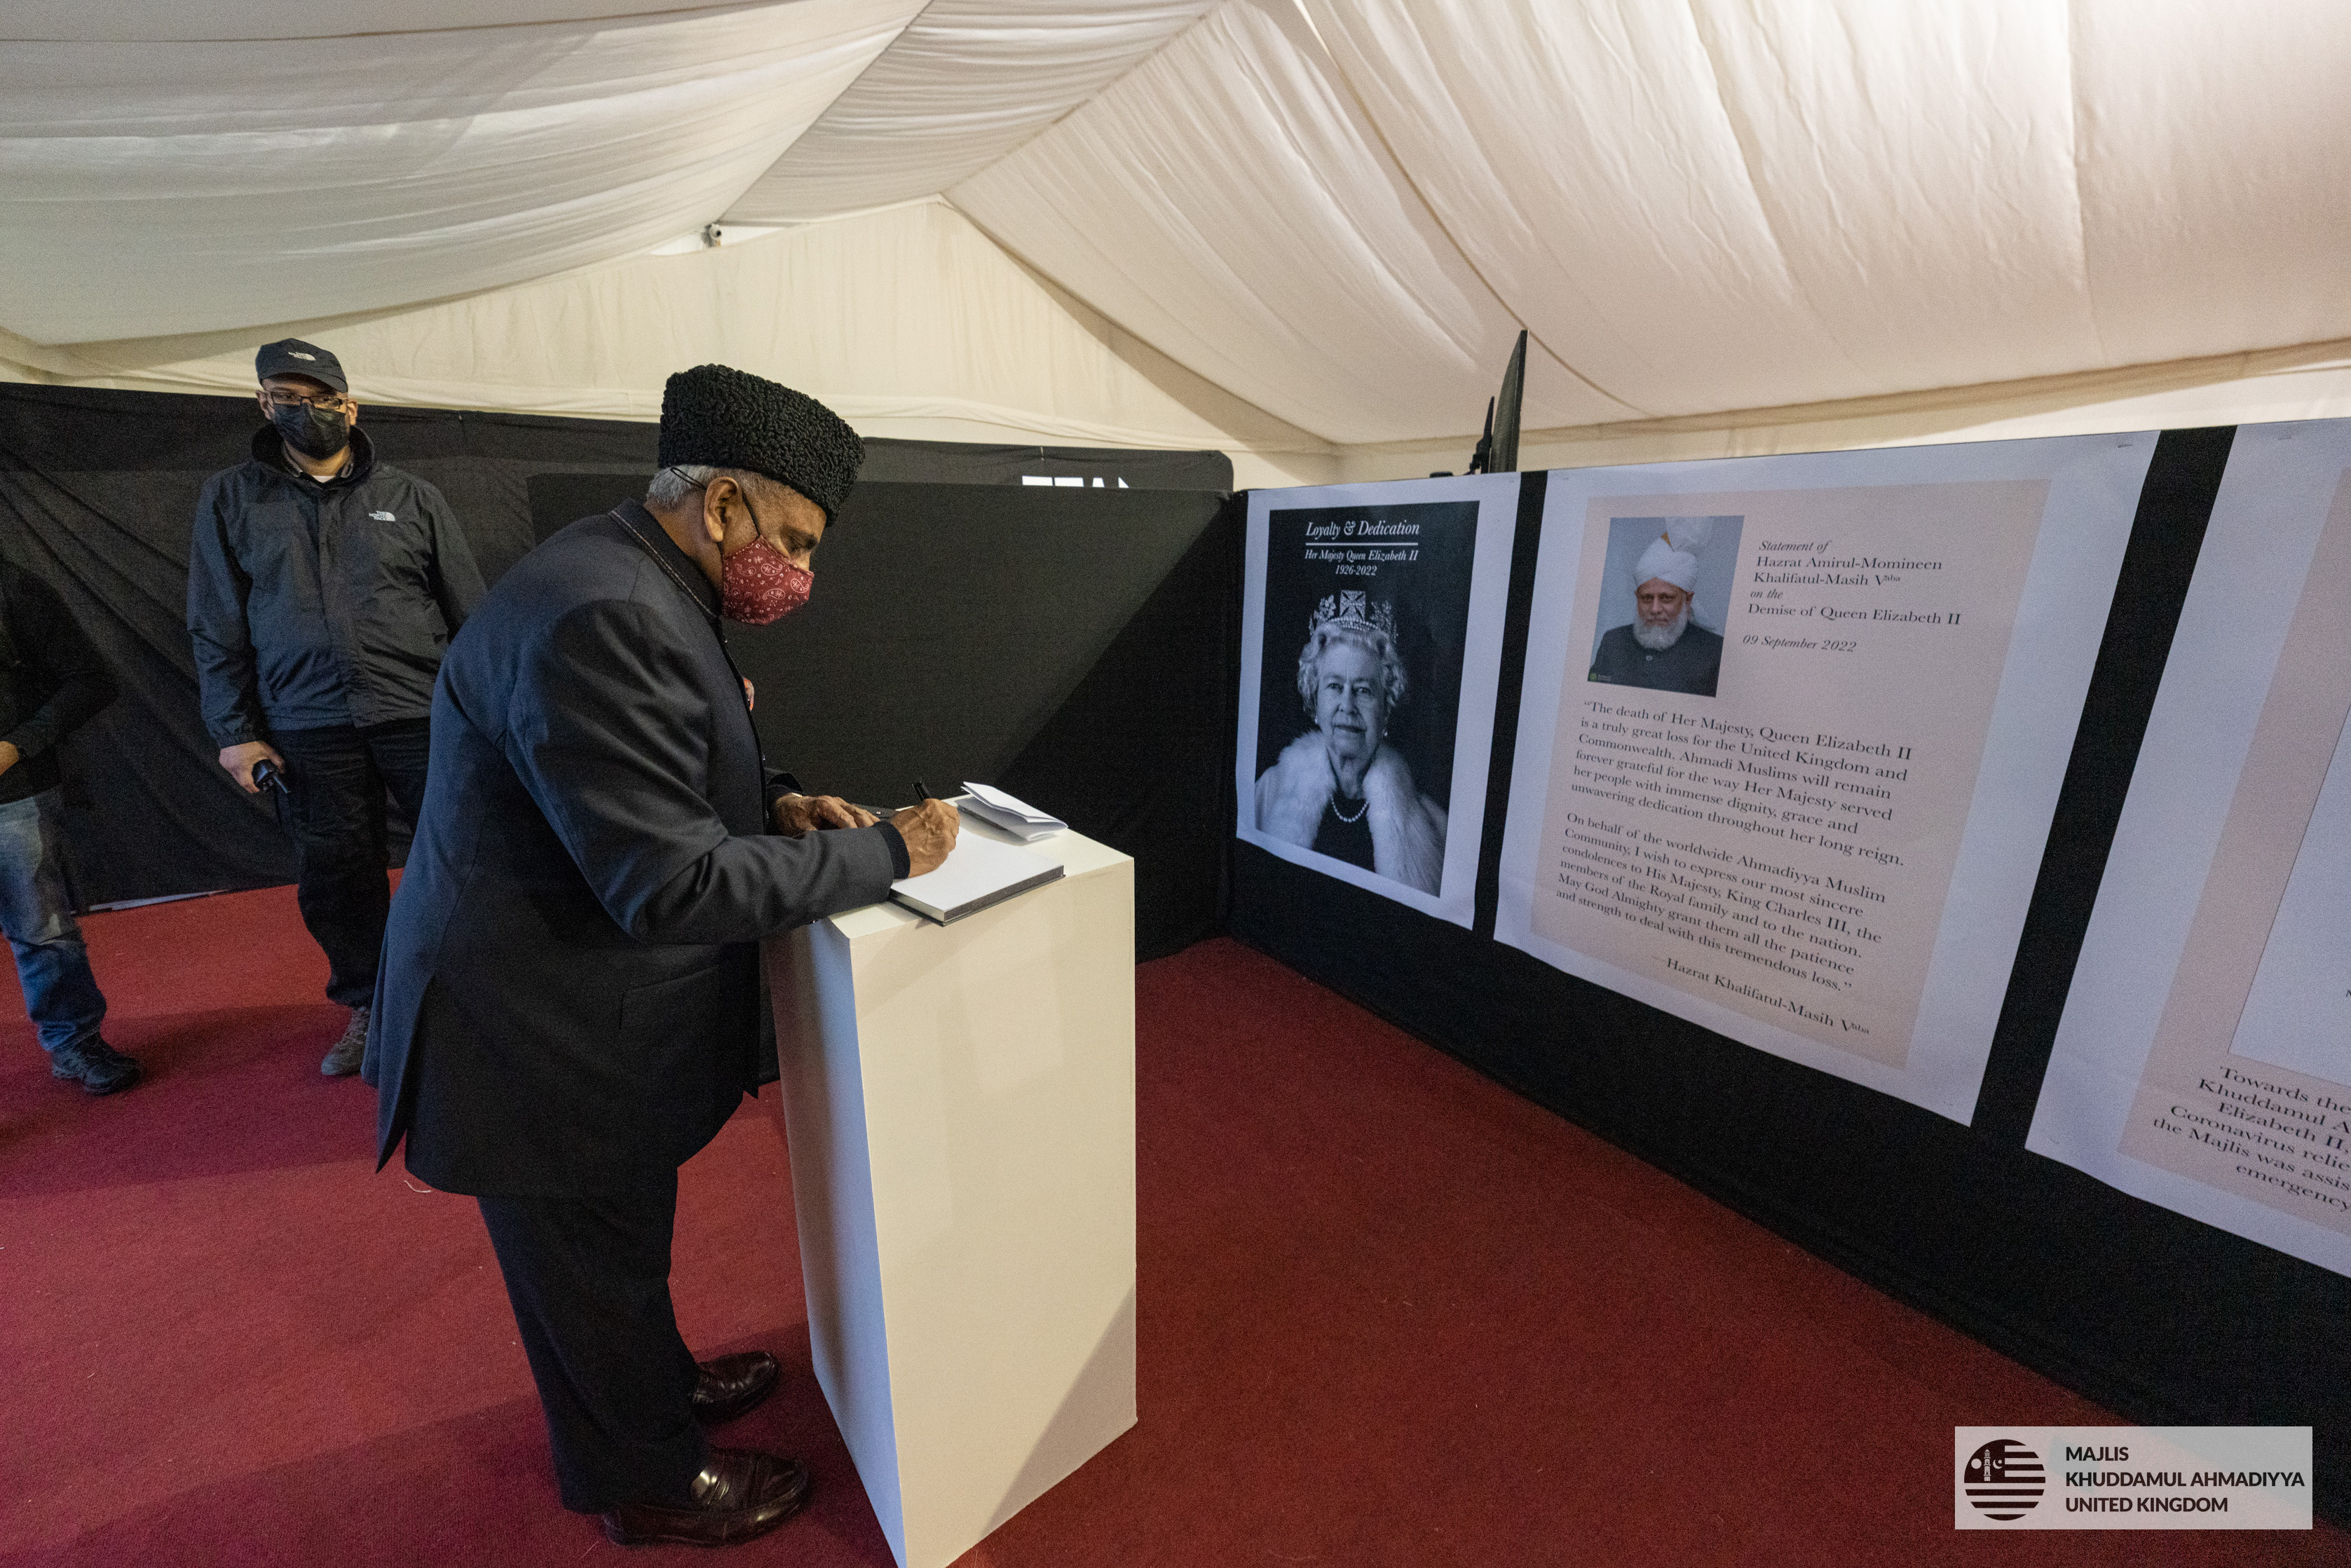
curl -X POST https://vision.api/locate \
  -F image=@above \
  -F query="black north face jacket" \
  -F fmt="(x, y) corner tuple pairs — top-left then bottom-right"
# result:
(187, 426), (484, 745)
(0, 563), (116, 806)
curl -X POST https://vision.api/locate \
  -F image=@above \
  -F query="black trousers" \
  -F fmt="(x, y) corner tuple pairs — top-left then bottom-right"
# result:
(477, 1173), (709, 1511)
(272, 720), (430, 1009)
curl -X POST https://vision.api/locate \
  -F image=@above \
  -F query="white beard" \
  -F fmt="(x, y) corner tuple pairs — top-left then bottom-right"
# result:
(1632, 607), (1689, 651)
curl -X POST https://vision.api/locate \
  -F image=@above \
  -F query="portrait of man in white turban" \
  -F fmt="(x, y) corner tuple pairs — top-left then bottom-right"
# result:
(1588, 519), (1726, 697)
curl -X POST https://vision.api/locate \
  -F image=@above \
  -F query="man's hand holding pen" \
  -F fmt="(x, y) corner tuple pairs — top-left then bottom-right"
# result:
(893, 784), (958, 876)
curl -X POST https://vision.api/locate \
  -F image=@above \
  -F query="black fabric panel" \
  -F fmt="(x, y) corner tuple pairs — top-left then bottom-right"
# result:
(532, 478), (1238, 958)
(517, 442), (1232, 540)
(859, 440), (1231, 491)
(1970, 426), (2237, 1142)
(0, 384), (1234, 934)
(1472, 472), (1552, 936)
(0, 386), (663, 903)
(1228, 430), (2351, 1525)
(528, 473), (652, 543)
(724, 482), (1225, 811)
(0, 397), (294, 898)
(999, 496), (1243, 960)
(0, 385), (276, 474)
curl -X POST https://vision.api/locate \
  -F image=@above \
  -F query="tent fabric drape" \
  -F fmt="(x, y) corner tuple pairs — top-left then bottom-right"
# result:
(1299, 0), (2101, 414)
(0, 0), (922, 343)
(3, 1), (744, 41)
(730, 0), (1221, 223)
(1301, 0), (2351, 416)
(0, 203), (1330, 484)
(7, 0), (2351, 465)
(952, 1), (1631, 444)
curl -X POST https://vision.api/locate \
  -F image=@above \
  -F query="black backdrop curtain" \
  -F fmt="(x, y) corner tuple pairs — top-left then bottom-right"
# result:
(0, 383), (1234, 955)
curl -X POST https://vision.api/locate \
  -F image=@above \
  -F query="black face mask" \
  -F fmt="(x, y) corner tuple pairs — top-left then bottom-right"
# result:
(271, 402), (350, 461)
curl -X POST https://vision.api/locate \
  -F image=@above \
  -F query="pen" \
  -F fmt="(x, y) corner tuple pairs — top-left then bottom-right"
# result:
(915, 780), (932, 801)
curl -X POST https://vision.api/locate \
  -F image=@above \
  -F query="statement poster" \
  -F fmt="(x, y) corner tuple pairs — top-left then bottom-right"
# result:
(1235, 473), (1518, 927)
(2030, 421), (2351, 1278)
(1495, 437), (2155, 1119)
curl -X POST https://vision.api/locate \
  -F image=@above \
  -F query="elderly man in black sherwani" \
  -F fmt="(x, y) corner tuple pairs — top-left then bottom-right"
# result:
(365, 365), (957, 1549)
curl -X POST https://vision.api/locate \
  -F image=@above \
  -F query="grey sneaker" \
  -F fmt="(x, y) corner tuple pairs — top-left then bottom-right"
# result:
(321, 1005), (369, 1077)
(52, 1037), (140, 1096)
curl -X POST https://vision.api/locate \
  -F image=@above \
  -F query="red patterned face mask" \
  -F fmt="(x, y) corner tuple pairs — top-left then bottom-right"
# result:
(720, 535), (813, 625)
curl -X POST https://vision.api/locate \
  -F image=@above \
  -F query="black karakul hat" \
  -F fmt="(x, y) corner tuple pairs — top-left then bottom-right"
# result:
(658, 364), (865, 521)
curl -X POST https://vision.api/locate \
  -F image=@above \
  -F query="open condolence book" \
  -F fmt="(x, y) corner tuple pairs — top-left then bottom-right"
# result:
(888, 829), (1064, 925)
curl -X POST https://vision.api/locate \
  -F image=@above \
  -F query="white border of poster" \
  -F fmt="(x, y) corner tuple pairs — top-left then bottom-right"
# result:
(2027, 419), (2351, 1279)
(1495, 435), (2153, 1121)
(1235, 473), (1519, 928)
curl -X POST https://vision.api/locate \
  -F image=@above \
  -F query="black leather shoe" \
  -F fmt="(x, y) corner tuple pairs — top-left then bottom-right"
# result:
(691, 1351), (781, 1426)
(601, 1447), (810, 1547)
(51, 1038), (139, 1096)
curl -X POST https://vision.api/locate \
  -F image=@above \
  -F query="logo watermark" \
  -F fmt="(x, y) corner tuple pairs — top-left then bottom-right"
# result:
(1954, 1427), (2310, 1529)
(1961, 1438), (2045, 1520)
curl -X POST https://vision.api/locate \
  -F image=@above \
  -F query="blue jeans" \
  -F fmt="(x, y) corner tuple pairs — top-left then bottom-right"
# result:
(0, 788), (106, 1055)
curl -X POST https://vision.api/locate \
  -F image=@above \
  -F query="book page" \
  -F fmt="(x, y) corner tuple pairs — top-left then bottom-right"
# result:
(891, 833), (1061, 921)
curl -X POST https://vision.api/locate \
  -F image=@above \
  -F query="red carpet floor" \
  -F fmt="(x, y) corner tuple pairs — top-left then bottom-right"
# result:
(0, 884), (2336, 1567)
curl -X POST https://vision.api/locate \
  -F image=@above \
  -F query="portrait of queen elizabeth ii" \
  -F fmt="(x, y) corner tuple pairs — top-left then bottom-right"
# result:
(1253, 592), (1448, 894)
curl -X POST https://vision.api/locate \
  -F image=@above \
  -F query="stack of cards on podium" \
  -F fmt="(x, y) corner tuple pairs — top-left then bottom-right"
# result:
(956, 783), (1065, 841)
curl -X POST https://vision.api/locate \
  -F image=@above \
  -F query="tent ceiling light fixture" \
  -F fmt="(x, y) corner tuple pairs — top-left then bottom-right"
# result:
(648, 223), (792, 257)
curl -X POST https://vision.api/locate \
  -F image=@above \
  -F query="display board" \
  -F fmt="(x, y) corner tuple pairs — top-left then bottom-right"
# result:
(2030, 420), (2351, 1278)
(1496, 437), (2154, 1119)
(1234, 475), (1517, 927)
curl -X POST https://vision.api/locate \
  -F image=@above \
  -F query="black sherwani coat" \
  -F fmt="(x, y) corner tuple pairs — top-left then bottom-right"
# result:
(364, 503), (902, 1195)
(1588, 621), (1724, 697)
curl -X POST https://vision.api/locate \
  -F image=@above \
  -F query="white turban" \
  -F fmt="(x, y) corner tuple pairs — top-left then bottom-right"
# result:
(1634, 534), (1699, 593)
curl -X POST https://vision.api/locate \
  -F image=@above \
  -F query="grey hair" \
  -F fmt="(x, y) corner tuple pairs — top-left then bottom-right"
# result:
(1296, 619), (1408, 717)
(645, 463), (721, 509)
(646, 463), (802, 511)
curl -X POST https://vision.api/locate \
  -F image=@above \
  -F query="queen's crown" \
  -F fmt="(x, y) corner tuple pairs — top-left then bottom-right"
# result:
(1309, 590), (1396, 639)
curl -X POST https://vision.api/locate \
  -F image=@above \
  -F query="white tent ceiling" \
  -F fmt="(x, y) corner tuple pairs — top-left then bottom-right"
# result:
(6, 0), (2350, 477)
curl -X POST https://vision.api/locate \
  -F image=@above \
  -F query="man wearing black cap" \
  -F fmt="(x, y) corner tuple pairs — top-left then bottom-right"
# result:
(188, 339), (484, 1076)
(366, 364), (958, 1548)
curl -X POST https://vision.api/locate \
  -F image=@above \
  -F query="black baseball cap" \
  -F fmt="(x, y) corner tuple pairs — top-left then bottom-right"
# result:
(254, 339), (347, 394)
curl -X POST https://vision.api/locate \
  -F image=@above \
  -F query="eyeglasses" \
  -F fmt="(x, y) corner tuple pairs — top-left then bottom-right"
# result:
(261, 388), (347, 411)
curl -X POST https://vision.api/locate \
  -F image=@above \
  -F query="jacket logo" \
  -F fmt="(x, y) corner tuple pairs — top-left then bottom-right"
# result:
(369, 510), (397, 521)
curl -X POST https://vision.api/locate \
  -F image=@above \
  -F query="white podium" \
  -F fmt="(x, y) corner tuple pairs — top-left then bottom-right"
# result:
(762, 823), (1136, 1568)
